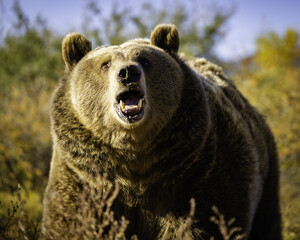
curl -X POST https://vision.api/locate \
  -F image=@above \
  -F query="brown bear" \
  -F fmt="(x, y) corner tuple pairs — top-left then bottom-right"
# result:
(41, 24), (282, 239)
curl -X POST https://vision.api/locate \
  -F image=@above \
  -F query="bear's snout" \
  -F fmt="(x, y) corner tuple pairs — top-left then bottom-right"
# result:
(117, 65), (141, 86)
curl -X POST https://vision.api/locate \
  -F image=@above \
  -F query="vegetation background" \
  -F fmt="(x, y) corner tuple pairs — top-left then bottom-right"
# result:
(0, 0), (299, 239)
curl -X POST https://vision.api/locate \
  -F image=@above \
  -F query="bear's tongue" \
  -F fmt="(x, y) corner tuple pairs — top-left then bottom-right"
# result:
(120, 96), (143, 117)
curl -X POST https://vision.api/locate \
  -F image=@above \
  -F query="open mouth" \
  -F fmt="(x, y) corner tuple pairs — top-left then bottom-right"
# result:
(116, 90), (145, 123)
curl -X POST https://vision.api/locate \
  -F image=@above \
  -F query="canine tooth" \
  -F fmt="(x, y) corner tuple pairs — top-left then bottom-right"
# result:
(138, 99), (143, 109)
(120, 100), (125, 111)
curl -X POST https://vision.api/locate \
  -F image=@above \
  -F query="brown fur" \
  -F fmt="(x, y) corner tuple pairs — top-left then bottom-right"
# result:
(41, 24), (282, 239)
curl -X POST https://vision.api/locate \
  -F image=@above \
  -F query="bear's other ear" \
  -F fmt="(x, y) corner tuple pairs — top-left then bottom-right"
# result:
(150, 24), (180, 55)
(62, 33), (92, 71)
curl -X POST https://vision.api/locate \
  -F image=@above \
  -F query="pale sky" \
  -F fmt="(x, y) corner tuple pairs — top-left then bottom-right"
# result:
(2, 0), (300, 61)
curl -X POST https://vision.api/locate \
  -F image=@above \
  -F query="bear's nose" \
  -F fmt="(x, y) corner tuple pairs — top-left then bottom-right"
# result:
(117, 65), (141, 86)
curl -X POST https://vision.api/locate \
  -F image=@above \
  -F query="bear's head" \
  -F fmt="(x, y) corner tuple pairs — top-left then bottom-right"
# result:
(62, 24), (183, 146)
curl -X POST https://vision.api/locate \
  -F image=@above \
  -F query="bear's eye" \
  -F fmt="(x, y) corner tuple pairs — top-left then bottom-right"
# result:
(138, 57), (150, 68)
(101, 61), (111, 71)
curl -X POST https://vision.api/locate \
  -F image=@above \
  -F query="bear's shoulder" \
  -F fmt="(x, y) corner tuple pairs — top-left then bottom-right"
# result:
(185, 56), (234, 89)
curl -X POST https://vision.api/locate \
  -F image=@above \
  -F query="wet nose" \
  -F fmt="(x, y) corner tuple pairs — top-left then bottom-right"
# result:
(117, 65), (141, 86)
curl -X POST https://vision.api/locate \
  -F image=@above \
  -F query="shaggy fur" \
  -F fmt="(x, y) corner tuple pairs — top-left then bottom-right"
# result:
(41, 24), (282, 239)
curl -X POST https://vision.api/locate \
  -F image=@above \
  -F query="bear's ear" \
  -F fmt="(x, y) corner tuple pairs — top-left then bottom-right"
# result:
(62, 33), (92, 71)
(150, 24), (180, 55)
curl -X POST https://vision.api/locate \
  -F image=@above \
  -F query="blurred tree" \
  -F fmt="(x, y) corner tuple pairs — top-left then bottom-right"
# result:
(235, 29), (300, 239)
(0, 0), (63, 96)
(256, 29), (300, 69)
(11, 0), (29, 33)
(82, 0), (233, 59)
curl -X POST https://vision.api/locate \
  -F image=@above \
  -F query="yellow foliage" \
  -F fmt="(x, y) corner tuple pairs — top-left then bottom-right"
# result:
(0, 78), (55, 223)
(235, 29), (300, 239)
(255, 29), (300, 69)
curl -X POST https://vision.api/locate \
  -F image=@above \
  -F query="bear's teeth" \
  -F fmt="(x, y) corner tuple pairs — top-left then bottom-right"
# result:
(138, 99), (143, 110)
(120, 100), (125, 111)
(120, 99), (143, 112)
